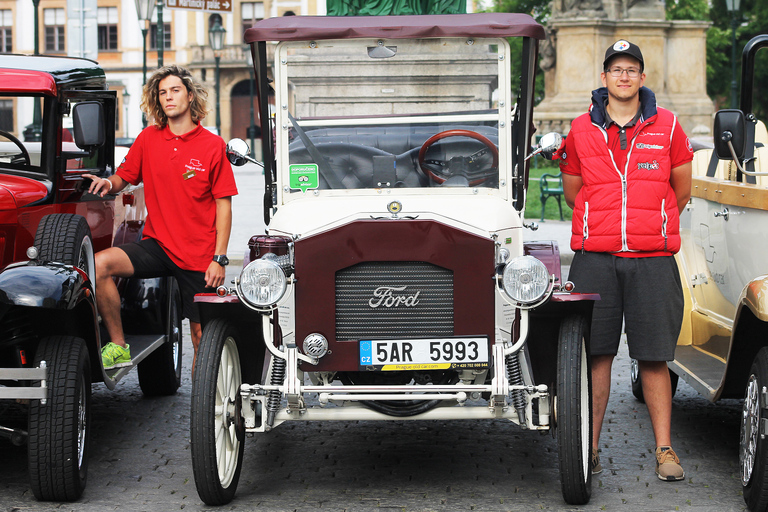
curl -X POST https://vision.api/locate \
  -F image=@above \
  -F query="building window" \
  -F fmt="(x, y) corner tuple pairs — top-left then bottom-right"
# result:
(242, 2), (264, 33)
(44, 8), (66, 52)
(150, 22), (171, 50)
(0, 10), (12, 53)
(97, 7), (118, 51)
(0, 99), (12, 132)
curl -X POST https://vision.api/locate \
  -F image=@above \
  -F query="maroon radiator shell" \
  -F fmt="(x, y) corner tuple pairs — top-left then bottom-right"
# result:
(294, 219), (496, 371)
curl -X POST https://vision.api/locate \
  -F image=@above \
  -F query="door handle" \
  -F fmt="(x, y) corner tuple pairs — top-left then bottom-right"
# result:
(714, 208), (729, 221)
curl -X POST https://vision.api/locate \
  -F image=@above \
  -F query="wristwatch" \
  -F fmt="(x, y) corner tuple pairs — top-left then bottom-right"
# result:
(213, 254), (229, 267)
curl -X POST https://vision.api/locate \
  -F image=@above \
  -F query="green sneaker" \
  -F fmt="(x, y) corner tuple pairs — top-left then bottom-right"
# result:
(101, 342), (132, 369)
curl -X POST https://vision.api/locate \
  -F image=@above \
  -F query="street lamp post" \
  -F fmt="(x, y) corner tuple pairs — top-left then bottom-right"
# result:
(244, 46), (256, 156)
(208, 18), (226, 135)
(134, 0), (156, 128)
(25, 0), (42, 141)
(725, 0), (741, 109)
(156, 0), (164, 68)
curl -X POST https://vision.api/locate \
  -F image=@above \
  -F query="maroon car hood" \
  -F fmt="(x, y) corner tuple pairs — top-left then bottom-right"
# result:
(0, 174), (49, 210)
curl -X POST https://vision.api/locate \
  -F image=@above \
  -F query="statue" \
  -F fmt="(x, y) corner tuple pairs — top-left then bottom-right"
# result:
(326, 0), (465, 15)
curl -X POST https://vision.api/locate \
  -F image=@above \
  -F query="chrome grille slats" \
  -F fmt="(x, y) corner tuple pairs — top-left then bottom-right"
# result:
(335, 261), (453, 340)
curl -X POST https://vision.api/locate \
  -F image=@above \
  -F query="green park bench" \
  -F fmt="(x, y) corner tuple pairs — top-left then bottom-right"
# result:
(539, 172), (564, 221)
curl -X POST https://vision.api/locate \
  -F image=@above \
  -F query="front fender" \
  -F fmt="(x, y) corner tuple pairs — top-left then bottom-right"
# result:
(0, 261), (94, 309)
(738, 275), (768, 323)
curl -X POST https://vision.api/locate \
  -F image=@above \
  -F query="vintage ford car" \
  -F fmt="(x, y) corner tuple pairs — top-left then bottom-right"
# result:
(0, 55), (182, 501)
(191, 14), (597, 506)
(633, 34), (768, 511)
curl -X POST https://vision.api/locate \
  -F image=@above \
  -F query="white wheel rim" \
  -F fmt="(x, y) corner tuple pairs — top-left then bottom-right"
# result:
(215, 336), (242, 487)
(580, 338), (589, 479)
(77, 376), (87, 469)
(741, 374), (759, 486)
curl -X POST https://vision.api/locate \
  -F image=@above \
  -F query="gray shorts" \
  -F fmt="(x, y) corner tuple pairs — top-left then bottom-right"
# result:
(567, 252), (684, 361)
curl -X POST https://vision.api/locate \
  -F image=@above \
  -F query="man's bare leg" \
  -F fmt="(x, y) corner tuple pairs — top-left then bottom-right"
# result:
(94, 248), (135, 347)
(591, 354), (614, 450)
(637, 360), (673, 447)
(190, 321), (202, 377)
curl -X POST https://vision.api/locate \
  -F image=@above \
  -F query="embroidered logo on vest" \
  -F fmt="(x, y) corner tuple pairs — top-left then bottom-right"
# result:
(636, 143), (664, 150)
(637, 160), (660, 170)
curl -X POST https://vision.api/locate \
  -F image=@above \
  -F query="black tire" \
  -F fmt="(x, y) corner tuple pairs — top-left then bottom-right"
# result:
(556, 314), (592, 505)
(741, 347), (768, 510)
(28, 336), (91, 501)
(191, 319), (245, 506)
(138, 278), (183, 396)
(630, 358), (679, 403)
(34, 214), (95, 282)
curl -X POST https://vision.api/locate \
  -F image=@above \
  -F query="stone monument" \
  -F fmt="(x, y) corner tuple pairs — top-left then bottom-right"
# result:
(534, 0), (714, 140)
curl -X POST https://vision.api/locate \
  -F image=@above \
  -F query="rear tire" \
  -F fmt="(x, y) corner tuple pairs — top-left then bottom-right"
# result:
(28, 336), (91, 501)
(138, 278), (183, 396)
(34, 214), (95, 281)
(191, 318), (244, 505)
(556, 314), (592, 505)
(741, 347), (768, 510)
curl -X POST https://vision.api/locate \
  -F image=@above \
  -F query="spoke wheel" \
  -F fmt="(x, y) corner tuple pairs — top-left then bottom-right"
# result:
(28, 336), (91, 501)
(191, 318), (244, 505)
(138, 278), (183, 396)
(556, 314), (592, 505)
(741, 347), (768, 510)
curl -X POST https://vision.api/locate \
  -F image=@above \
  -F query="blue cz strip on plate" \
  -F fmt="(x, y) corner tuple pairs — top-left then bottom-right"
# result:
(359, 340), (372, 365)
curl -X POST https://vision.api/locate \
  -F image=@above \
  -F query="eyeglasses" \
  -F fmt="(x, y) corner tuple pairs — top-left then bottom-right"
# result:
(606, 66), (641, 78)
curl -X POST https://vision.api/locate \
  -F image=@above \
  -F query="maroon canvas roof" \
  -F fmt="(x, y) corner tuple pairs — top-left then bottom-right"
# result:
(244, 13), (544, 43)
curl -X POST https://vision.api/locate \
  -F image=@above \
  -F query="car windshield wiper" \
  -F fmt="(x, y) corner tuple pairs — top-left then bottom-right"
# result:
(287, 112), (344, 190)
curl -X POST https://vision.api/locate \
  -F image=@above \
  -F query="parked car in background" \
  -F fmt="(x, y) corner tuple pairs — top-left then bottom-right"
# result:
(631, 34), (768, 512)
(0, 54), (182, 501)
(190, 13), (598, 507)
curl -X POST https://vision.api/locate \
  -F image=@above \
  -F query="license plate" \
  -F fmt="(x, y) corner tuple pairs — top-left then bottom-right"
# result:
(359, 337), (489, 371)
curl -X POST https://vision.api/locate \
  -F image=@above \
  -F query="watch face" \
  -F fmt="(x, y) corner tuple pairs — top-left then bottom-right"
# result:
(214, 255), (229, 265)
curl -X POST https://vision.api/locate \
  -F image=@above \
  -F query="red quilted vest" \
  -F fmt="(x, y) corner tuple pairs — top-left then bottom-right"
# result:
(568, 105), (681, 255)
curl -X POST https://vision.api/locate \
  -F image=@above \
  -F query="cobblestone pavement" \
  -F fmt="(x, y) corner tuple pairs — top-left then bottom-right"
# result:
(0, 324), (748, 512)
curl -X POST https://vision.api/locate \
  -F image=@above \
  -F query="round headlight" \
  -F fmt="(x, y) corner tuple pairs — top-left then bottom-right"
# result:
(237, 258), (288, 309)
(501, 255), (549, 304)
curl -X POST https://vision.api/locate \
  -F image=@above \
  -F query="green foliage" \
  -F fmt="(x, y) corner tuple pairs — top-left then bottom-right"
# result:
(665, 0), (708, 21)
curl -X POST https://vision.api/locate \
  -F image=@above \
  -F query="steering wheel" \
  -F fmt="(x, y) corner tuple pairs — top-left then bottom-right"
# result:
(417, 129), (499, 186)
(0, 129), (31, 166)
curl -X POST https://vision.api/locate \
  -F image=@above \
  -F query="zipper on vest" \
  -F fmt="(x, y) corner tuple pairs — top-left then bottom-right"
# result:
(581, 201), (589, 253)
(661, 198), (669, 252)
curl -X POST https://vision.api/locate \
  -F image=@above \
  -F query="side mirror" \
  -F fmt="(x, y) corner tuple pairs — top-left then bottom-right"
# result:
(226, 138), (250, 166)
(72, 102), (105, 150)
(713, 109), (746, 161)
(226, 138), (263, 169)
(526, 132), (563, 161)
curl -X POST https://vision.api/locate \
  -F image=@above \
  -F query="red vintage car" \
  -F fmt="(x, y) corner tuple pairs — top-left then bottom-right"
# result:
(0, 54), (182, 501)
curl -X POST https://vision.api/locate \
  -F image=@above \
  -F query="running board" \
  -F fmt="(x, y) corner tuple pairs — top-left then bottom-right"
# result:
(104, 334), (167, 384)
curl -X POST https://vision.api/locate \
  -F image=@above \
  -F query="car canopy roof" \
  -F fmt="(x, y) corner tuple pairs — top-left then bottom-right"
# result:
(0, 54), (105, 96)
(244, 13), (545, 43)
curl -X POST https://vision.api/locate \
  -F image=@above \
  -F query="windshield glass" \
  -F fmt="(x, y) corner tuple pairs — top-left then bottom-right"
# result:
(0, 94), (46, 175)
(276, 37), (510, 194)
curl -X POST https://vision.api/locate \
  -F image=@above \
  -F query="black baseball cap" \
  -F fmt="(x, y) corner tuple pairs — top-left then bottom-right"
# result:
(603, 40), (644, 70)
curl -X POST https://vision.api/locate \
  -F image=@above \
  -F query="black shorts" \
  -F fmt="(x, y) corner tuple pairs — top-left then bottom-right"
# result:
(567, 252), (684, 361)
(119, 238), (209, 323)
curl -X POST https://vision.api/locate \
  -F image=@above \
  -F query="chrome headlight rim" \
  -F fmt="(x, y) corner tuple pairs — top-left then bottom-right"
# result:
(236, 257), (289, 312)
(500, 255), (550, 305)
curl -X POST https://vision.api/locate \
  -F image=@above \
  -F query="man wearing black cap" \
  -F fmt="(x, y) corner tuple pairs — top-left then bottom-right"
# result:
(558, 40), (693, 482)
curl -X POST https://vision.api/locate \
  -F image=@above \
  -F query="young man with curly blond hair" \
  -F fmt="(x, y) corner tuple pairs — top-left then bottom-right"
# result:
(85, 65), (238, 371)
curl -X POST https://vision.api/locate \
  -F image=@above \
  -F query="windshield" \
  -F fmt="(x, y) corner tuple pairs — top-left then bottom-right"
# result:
(0, 94), (47, 175)
(275, 37), (511, 195)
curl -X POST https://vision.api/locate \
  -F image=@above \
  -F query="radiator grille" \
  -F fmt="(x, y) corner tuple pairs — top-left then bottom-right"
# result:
(335, 261), (453, 340)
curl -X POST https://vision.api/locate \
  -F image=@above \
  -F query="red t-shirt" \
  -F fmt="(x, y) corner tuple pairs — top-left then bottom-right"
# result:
(116, 124), (238, 272)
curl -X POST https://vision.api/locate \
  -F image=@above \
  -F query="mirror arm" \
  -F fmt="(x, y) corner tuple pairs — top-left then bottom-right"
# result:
(724, 133), (768, 176)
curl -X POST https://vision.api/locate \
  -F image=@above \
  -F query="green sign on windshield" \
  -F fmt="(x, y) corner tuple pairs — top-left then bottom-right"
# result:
(289, 164), (319, 192)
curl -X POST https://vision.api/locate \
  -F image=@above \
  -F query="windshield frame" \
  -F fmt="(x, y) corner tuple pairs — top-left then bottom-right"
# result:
(273, 36), (514, 205)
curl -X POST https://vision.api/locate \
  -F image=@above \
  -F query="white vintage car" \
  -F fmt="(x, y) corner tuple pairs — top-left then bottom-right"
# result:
(631, 34), (768, 512)
(191, 13), (598, 506)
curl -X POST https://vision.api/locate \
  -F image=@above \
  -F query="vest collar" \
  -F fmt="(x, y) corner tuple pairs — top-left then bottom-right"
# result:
(588, 86), (658, 128)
